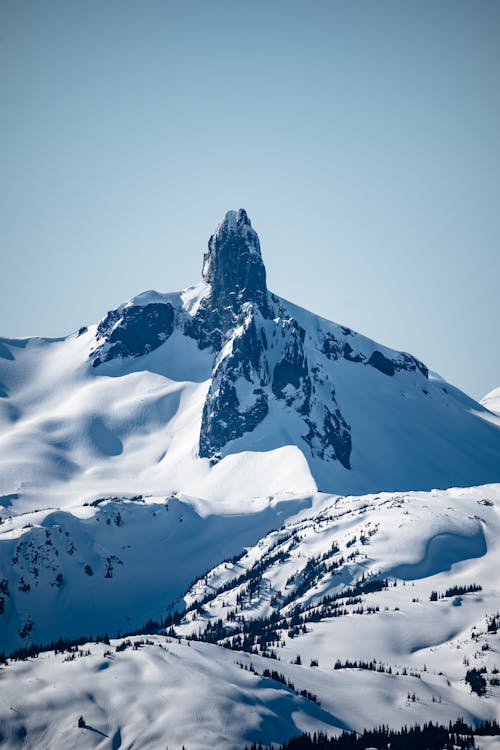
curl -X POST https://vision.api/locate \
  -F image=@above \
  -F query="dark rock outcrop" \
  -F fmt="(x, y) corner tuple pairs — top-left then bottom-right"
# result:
(90, 302), (174, 367)
(305, 404), (352, 469)
(272, 319), (311, 415)
(199, 309), (270, 459)
(322, 334), (428, 378)
(88, 208), (436, 474)
(186, 210), (271, 351)
(368, 349), (396, 376)
(202, 209), (270, 321)
(191, 210), (353, 467)
(368, 349), (428, 378)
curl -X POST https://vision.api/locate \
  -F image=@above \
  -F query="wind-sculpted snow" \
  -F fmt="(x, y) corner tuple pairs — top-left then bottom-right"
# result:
(482, 386), (500, 417)
(0, 638), (343, 750)
(0, 494), (313, 654)
(3, 210), (500, 748)
(387, 529), (487, 580)
(0, 485), (499, 749)
(1, 210), (500, 509)
(88, 416), (124, 456)
(176, 487), (499, 651)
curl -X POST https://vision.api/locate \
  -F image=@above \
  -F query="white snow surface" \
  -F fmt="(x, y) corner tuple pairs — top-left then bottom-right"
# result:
(0, 321), (316, 515)
(1, 277), (500, 747)
(0, 484), (499, 748)
(1, 287), (499, 517)
(482, 387), (500, 416)
(0, 638), (340, 750)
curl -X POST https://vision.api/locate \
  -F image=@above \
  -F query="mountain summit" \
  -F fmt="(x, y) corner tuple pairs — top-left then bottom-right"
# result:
(202, 208), (269, 318)
(194, 209), (350, 465)
(1, 209), (500, 512)
(1, 210), (499, 747)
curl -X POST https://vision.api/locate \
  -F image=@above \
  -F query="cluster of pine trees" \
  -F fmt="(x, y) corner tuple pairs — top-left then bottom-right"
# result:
(245, 718), (500, 750)
(188, 572), (389, 658)
(0, 611), (181, 663)
(430, 583), (482, 601)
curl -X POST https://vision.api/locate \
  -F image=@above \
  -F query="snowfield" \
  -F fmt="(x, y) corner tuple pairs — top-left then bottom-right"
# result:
(0, 324), (317, 513)
(1, 295), (500, 520)
(1, 210), (500, 749)
(482, 387), (500, 417)
(0, 485), (499, 748)
(0, 638), (341, 750)
(0, 492), (313, 653)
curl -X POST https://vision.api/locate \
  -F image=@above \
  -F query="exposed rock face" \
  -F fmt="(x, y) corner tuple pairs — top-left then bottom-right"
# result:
(270, 316), (352, 469)
(272, 319), (310, 412)
(185, 209), (271, 350)
(89, 208), (434, 473)
(202, 209), (269, 313)
(195, 211), (352, 469)
(197, 301), (352, 469)
(90, 302), (175, 367)
(199, 308), (270, 459)
(322, 334), (428, 377)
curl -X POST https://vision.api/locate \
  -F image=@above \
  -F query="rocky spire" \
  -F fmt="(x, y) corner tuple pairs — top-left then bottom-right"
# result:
(202, 209), (269, 319)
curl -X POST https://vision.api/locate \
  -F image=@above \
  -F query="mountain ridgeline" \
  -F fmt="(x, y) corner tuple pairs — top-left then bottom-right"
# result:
(2, 209), (499, 508)
(87, 208), (500, 492)
(1, 211), (500, 750)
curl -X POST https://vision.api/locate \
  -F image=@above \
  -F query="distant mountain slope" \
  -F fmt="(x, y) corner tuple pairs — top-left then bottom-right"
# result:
(1, 210), (500, 750)
(0, 637), (345, 750)
(0, 484), (499, 749)
(0, 493), (312, 654)
(482, 386), (500, 416)
(1, 209), (500, 518)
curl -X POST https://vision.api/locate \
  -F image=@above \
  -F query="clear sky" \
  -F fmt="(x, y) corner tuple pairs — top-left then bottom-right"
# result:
(1, 0), (499, 400)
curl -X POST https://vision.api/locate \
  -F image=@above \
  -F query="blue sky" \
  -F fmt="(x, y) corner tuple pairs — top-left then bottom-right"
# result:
(1, 0), (499, 400)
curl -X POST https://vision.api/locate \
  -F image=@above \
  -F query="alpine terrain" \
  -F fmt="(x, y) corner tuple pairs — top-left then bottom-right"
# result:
(0, 210), (499, 749)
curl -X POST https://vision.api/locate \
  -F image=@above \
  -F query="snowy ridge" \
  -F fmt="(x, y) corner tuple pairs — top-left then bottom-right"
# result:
(482, 387), (500, 417)
(0, 485), (499, 749)
(1, 209), (500, 748)
(1, 209), (500, 515)
(0, 492), (313, 654)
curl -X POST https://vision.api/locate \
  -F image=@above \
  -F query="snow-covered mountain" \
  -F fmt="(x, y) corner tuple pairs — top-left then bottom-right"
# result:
(1, 208), (499, 517)
(0, 485), (499, 749)
(482, 387), (500, 417)
(1, 209), (500, 749)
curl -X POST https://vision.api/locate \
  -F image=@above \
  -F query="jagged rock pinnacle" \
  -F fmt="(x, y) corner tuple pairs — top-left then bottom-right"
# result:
(202, 209), (269, 317)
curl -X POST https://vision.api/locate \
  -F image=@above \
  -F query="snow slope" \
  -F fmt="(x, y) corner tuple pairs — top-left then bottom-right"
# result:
(0, 493), (313, 653)
(1, 209), (500, 749)
(482, 387), (500, 417)
(0, 484), (499, 749)
(0, 637), (343, 750)
(0, 324), (316, 514)
(1, 210), (500, 518)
